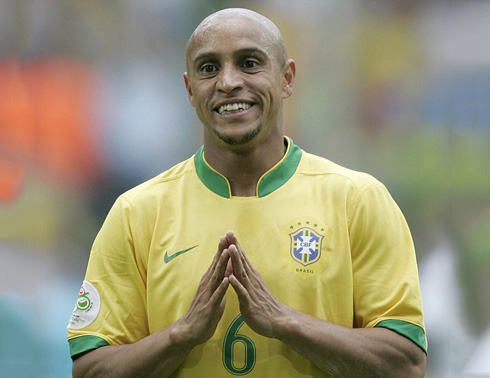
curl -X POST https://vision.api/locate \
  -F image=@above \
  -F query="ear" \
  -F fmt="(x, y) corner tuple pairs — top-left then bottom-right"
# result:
(183, 72), (195, 107)
(282, 59), (296, 99)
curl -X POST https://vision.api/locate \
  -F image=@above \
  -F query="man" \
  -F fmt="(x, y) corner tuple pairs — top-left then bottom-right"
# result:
(68, 8), (427, 377)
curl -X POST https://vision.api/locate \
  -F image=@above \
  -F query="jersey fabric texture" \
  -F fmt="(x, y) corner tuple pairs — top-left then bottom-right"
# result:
(67, 137), (427, 377)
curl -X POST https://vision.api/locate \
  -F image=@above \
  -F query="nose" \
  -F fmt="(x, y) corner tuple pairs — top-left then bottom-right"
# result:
(216, 64), (243, 94)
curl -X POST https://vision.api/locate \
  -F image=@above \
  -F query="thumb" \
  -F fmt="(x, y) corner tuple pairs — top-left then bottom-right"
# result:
(225, 255), (233, 278)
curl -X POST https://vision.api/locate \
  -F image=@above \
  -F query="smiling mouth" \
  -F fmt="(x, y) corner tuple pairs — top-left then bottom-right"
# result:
(216, 102), (253, 115)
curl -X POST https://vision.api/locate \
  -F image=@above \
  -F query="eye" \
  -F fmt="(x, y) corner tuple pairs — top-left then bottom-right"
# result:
(200, 64), (218, 73)
(242, 60), (259, 69)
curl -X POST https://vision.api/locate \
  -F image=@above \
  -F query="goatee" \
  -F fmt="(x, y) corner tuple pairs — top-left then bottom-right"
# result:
(215, 125), (262, 146)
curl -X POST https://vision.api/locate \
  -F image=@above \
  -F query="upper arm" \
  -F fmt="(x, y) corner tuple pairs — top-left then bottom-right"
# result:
(67, 196), (149, 359)
(349, 183), (427, 354)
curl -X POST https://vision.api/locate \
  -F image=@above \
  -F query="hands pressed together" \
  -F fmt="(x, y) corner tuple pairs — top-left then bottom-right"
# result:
(73, 230), (426, 378)
(178, 230), (288, 347)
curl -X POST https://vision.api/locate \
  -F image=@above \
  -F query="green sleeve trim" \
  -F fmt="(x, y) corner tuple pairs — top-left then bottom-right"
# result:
(69, 335), (110, 360)
(375, 320), (427, 354)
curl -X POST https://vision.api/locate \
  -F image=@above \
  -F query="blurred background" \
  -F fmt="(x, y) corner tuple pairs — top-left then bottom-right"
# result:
(0, 0), (489, 377)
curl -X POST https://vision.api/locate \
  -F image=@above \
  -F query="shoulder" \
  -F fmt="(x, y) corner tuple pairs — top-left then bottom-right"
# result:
(297, 150), (383, 193)
(117, 156), (196, 207)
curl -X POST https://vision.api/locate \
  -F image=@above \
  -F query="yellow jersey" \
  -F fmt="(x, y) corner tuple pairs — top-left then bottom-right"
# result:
(68, 137), (426, 377)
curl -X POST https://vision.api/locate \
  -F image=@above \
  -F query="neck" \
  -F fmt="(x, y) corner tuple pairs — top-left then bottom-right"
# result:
(203, 134), (286, 197)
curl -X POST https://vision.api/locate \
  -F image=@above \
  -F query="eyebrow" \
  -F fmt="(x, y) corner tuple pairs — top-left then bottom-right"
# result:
(234, 47), (269, 58)
(192, 47), (269, 67)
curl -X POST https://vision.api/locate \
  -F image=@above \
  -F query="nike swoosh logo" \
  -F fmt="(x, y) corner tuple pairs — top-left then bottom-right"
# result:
(164, 245), (198, 263)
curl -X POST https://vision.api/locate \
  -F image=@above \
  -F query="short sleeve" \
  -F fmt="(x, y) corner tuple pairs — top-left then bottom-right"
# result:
(67, 195), (148, 359)
(349, 183), (427, 353)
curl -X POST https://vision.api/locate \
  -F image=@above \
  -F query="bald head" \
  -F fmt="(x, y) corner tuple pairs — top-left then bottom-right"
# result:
(185, 8), (287, 71)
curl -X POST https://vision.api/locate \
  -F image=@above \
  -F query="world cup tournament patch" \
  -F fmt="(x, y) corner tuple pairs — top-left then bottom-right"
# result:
(67, 280), (101, 330)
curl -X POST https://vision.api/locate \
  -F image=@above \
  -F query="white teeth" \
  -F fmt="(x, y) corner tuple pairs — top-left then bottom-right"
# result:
(218, 102), (251, 114)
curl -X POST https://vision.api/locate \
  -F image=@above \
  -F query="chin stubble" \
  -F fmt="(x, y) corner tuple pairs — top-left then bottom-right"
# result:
(215, 124), (262, 146)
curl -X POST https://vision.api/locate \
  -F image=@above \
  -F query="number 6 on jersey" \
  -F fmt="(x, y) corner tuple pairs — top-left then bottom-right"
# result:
(223, 314), (256, 375)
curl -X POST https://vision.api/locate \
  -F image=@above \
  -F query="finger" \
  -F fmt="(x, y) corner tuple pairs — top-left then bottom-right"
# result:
(224, 255), (233, 278)
(217, 234), (229, 255)
(228, 244), (249, 286)
(229, 274), (251, 304)
(208, 277), (230, 308)
(240, 253), (257, 279)
(210, 249), (230, 285)
(212, 235), (229, 264)
(225, 230), (242, 252)
(202, 235), (230, 282)
(225, 230), (240, 252)
(230, 245), (268, 296)
(225, 231), (244, 263)
(197, 254), (228, 303)
(217, 248), (231, 273)
(225, 232), (259, 287)
(225, 231), (252, 271)
(234, 243), (259, 278)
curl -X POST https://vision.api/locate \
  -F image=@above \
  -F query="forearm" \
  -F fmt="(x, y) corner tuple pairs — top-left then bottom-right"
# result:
(72, 321), (196, 378)
(73, 238), (232, 378)
(274, 307), (426, 378)
(226, 233), (425, 377)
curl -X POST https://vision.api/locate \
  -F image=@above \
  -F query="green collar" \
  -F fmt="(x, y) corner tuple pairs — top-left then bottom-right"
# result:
(194, 137), (302, 198)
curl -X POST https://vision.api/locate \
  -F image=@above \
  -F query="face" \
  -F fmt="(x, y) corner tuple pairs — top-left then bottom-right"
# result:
(184, 17), (295, 148)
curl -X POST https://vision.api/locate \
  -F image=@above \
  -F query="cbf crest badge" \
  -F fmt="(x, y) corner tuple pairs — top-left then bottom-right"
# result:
(290, 227), (324, 266)
(282, 218), (330, 278)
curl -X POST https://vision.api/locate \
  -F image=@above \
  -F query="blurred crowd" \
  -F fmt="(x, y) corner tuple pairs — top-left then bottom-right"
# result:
(1, 1), (489, 377)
